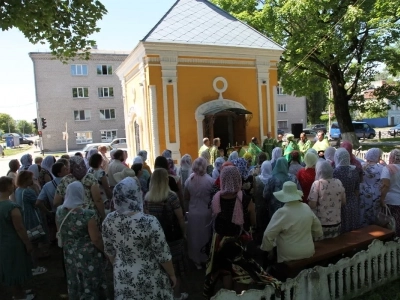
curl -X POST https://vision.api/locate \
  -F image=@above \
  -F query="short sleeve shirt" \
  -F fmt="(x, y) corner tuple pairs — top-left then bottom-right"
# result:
(381, 165), (400, 205)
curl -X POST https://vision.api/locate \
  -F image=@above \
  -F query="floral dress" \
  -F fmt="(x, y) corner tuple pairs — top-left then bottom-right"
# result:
(359, 163), (383, 227)
(102, 211), (174, 300)
(56, 207), (107, 299)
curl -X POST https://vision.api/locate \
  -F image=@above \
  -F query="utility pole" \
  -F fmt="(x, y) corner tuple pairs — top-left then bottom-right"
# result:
(65, 122), (69, 153)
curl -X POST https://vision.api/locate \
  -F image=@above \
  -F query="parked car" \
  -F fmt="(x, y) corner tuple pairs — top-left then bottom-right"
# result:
(19, 137), (33, 145)
(330, 122), (376, 140)
(277, 129), (285, 135)
(69, 143), (114, 158)
(110, 138), (128, 149)
(388, 124), (400, 136)
(304, 124), (327, 134)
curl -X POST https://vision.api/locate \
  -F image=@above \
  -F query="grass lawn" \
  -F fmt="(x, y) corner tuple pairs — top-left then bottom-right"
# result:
(370, 137), (400, 142)
(361, 144), (399, 153)
(354, 279), (400, 300)
(3, 145), (31, 156)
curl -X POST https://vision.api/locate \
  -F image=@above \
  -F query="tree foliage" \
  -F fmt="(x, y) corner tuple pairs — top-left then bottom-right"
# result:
(212, 0), (400, 144)
(17, 120), (33, 134)
(0, 0), (107, 60)
(0, 113), (16, 133)
(307, 89), (329, 125)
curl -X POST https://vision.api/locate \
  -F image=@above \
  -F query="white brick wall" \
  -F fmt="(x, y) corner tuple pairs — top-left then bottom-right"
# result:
(276, 92), (307, 132)
(30, 51), (129, 151)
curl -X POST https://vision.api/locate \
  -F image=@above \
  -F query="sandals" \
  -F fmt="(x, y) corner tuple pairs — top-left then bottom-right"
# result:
(32, 266), (47, 276)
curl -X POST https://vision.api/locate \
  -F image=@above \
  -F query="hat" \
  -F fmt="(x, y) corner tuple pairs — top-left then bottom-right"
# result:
(133, 156), (143, 165)
(273, 181), (303, 203)
(286, 133), (294, 140)
(114, 168), (136, 183)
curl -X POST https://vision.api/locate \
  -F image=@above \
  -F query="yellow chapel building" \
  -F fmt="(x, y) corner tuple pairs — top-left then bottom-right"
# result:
(116, 0), (284, 164)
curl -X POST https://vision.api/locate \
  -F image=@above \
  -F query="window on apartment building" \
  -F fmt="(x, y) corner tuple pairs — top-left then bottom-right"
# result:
(74, 110), (91, 121)
(97, 65), (112, 75)
(75, 131), (93, 144)
(100, 130), (117, 142)
(99, 109), (116, 120)
(278, 104), (287, 112)
(98, 87), (114, 98)
(72, 87), (89, 98)
(277, 86), (285, 95)
(70, 64), (88, 76)
(278, 120), (288, 129)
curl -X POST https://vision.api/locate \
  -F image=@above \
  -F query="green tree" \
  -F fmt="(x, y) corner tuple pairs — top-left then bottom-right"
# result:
(0, 1), (107, 60)
(17, 120), (33, 135)
(212, 0), (400, 145)
(0, 113), (16, 133)
(307, 90), (328, 125)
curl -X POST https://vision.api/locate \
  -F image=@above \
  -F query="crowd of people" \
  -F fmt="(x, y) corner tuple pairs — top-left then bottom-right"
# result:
(0, 132), (400, 299)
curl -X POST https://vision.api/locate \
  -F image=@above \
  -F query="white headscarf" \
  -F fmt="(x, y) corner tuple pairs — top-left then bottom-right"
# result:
(62, 181), (84, 209)
(365, 148), (381, 163)
(271, 147), (282, 164)
(335, 148), (355, 169)
(258, 161), (272, 184)
(41, 156), (55, 177)
(228, 151), (239, 162)
(212, 157), (225, 179)
(316, 161), (334, 180)
(324, 147), (336, 163)
(304, 152), (318, 169)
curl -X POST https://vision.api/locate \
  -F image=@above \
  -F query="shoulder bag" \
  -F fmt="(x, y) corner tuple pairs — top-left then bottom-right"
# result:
(376, 205), (396, 232)
(56, 208), (76, 248)
(22, 189), (46, 241)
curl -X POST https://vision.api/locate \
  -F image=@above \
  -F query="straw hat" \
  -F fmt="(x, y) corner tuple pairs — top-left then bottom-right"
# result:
(273, 181), (303, 203)
(114, 168), (136, 183)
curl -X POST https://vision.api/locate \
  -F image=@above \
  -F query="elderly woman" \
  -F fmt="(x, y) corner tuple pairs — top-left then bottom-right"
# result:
(56, 181), (107, 299)
(341, 141), (363, 181)
(102, 177), (176, 299)
(19, 154), (33, 171)
(0, 177), (34, 300)
(296, 151), (318, 203)
(201, 150), (214, 176)
(333, 148), (361, 233)
(54, 156), (105, 221)
(178, 154), (192, 188)
(380, 149), (400, 236)
(263, 157), (302, 220)
(38, 156), (56, 187)
(308, 161), (346, 240)
(359, 148), (383, 227)
(211, 157), (226, 180)
(232, 158), (254, 196)
(204, 166), (279, 298)
(227, 151), (239, 162)
(138, 149), (152, 177)
(270, 147), (282, 170)
(184, 157), (215, 269)
(254, 161), (273, 241)
(324, 147), (336, 167)
(288, 151), (303, 176)
(87, 153), (113, 204)
(262, 181), (323, 263)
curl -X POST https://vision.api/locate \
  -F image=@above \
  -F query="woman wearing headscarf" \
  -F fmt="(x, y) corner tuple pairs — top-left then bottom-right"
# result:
(288, 150), (303, 176)
(19, 154), (33, 171)
(162, 149), (172, 159)
(138, 149), (152, 175)
(178, 154), (192, 188)
(211, 157), (225, 180)
(144, 169), (188, 300)
(56, 181), (107, 299)
(254, 161), (273, 241)
(359, 148), (383, 227)
(296, 152), (319, 203)
(201, 150), (214, 176)
(227, 151), (239, 162)
(204, 166), (279, 298)
(333, 148), (361, 233)
(263, 157), (301, 220)
(232, 158), (254, 197)
(27, 164), (41, 192)
(341, 141), (363, 181)
(102, 177), (176, 300)
(308, 161), (346, 240)
(270, 147), (282, 170)
(324, 147), (336, 167)
(54, 156), (105, 221)
(38, 155), (56, 187)
(380, 149), (400, 236)
(211, 161), (234, 198)
(184, 157), (215, 269)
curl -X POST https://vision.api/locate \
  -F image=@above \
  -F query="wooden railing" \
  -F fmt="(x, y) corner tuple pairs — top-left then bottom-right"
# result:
(212, 239), (400, 300)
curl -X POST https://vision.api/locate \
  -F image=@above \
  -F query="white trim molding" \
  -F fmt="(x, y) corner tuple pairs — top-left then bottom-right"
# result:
(149, 85), (160, 162)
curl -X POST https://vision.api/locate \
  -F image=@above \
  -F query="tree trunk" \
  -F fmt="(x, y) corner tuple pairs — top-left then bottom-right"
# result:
(331, 79), (359, 147)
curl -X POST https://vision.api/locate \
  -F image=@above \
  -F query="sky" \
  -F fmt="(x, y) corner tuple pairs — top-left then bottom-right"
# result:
(0, 0), (176, 122)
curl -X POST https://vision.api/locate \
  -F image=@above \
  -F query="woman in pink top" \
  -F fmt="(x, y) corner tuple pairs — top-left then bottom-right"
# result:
(308, 161), (346, 240)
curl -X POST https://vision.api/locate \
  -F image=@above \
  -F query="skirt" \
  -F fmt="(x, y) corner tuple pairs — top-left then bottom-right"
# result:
(168, 239), (188, 277)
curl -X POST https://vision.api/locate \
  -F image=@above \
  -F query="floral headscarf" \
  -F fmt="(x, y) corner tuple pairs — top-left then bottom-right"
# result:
(69, 156), (87, 180)
(258, 161), (272, 184)
(271, 147), (282, 164)
(167, 158), (176, 176)
(316, 161), (333, 180)
(387, 149), (400, 175)
(232, 158), (249, 180)
(365, 148), (381, 163)
(212, 157), (225, 179)
(212, 166), (244, 226)
(228, 151), (239, 162)
(19, 154), (32, 171)
(272, 157), (290, 183)
(62, 181), (84, 209)
(113, 177), (143, 214)
(214, 161), (234, 187)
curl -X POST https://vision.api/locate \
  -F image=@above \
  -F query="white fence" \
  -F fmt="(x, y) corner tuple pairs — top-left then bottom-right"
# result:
(354, 150), (390, 163)
(212, 239), (400, 300)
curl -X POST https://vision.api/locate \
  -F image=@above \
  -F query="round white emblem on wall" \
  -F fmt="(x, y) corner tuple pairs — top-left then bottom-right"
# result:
(213, 77), (228, 99)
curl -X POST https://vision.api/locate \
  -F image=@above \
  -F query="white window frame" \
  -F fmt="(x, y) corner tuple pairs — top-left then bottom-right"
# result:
(98, 87), (114, 98)
(278, 103), (287, 112)
(100, 130), (118, 142)
(278, 120), (288, 129)
(99, 109), (116, 120)
(74, 110), (91, 121)
(75, 131), (93, 144)
(70, 64), (88, 76)
(97, 64), (113, 75)
(72, 87), (89, 98)
(277, 86), (286, 95)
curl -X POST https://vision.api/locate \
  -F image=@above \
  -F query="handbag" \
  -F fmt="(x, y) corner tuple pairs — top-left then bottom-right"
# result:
(22, 190), (46, 241)
(56, 208), (76, 248)
(376, 205), (396, 232)
(159, 200), (182, 242)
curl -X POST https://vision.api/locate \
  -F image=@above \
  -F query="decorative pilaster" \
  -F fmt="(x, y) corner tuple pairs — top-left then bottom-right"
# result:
(256, 58), (270, 140)
(149, 85), (160, 161)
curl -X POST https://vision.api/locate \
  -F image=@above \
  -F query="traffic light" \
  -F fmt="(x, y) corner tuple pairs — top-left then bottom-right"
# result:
(41, 118), (47, 129)
(33, 118), (38, 130)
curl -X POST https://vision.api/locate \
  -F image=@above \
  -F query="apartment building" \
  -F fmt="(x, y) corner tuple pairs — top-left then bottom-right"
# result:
(276, 86), (307, 133)
(30, 50), (129, 151)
